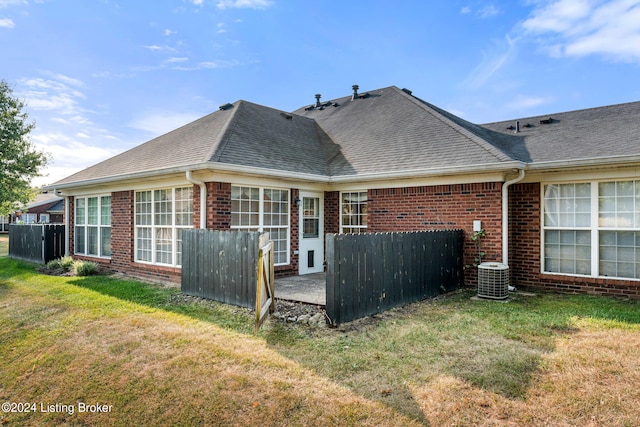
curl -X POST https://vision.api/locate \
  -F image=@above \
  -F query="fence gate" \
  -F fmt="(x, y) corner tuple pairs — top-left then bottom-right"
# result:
(8, 224), (65, 264)
(255, 234), (275, 332)
(181, 230), (275, 331)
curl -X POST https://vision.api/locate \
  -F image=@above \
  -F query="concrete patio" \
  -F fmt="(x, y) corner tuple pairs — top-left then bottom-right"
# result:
(275, 273), (326, 306)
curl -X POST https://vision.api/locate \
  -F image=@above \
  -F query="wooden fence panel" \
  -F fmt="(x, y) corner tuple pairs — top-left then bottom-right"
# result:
(181, 229), (261, 309)
(326, 230), (464, 325)
(8, 224), (65, 264)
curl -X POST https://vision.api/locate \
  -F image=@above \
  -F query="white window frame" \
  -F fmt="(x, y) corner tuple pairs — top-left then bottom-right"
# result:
(39, 213), (50, 224)
(542, 179), (640, 280)
(75, 195), (111, 258)
(230, 185), (290, 266)
(134, 186), (194, 267)
(24, 213), (37, 224)
(340, 191), (368, 234)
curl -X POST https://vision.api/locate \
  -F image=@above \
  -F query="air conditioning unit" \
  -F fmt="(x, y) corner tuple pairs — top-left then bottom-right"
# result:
(477, 262), (510, 300)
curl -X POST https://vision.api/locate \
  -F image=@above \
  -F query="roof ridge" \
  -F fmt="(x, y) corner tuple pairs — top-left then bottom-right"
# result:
(207, 100), (245, 163)
(395, 87), (515, 163)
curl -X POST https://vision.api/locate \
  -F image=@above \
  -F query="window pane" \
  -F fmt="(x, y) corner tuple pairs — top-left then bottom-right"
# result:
(136, 191), (152, 226)
(75, 226), (85, 254)
(175, 187), (194, 226)
(341, 191), (367, 232)
(87, 197), (98, 225)
(599, 231), (640, 279)
(137, 227), (152, 262)
(155, 228), (173, 265)
(101, 196), (111, 226)
(101, 227), (111, 257)
(76, 199), (86, 225)
(87, 226), (99, 255)
(544, 230), (590, 275)
(154, 189), (172, 226)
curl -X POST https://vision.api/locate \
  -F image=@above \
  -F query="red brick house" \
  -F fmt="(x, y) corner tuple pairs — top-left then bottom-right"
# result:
(46, 85), (640, 297)
(1, 194), (64, 232)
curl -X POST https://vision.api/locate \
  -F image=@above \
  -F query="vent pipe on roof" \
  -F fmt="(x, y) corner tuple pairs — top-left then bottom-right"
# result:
(315, 94), (322, 107)
(352, 85), (359, 100)
(515, 121), (520, 133)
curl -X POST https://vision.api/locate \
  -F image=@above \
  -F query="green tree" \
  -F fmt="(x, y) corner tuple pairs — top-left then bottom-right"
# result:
(0, 79), (49, 216)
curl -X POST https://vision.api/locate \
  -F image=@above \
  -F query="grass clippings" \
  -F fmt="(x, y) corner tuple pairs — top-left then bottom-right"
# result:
(1, 248), (640, 426)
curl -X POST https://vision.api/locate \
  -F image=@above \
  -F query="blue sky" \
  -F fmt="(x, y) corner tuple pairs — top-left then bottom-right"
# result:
(2, 0), (640, 187)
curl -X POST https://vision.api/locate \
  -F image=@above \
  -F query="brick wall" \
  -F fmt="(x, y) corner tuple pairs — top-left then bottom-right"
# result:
(205, 182), (231, 230)
(509, 182), (640, 298)
(367, 182), (503, 284)
(324, 191), (340, 234)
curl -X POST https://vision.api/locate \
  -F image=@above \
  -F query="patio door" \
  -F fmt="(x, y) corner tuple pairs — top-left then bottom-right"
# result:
(298, 192), (324, 274)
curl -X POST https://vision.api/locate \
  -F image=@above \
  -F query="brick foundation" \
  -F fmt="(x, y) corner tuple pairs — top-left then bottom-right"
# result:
(367, 182), (503, 284)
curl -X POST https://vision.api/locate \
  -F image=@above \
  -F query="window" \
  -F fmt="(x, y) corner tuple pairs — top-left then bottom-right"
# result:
(231, 186), (289, 265)
(341, 191), (367, 233)
(543, 180), (640, 280)
(75, 195), (111, 257)
(39, 214), (50, 223)
(135, 187), (193, 266)
(24, 213), (37, 224)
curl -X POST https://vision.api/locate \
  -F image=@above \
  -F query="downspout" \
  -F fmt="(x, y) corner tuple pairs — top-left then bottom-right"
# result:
(502, 169), (525, 266)
(186, 170), (207, 229)
(59, 190), (69, 256)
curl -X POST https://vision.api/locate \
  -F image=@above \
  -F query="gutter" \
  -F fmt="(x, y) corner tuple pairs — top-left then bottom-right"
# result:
(502, 169), (525, 266)
(185, 171), (207, 229)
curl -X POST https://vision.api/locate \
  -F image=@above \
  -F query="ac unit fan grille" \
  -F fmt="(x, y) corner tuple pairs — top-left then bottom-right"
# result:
(477, 262), (510, 300)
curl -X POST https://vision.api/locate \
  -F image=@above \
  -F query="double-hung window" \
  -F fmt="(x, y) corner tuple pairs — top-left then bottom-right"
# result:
(543, 180), (640, 280)
(135, 187), (193, 266)
(75, 195), (111, 257)
(341, 191), (368, 233)
(230, 186), (289, 265)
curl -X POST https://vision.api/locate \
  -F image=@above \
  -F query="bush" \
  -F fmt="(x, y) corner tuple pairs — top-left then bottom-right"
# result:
(46, 256), (75, 271)
(73, 260), (98, 276)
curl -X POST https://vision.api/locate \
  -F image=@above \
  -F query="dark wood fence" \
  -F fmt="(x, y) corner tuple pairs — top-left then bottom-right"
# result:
(325, 230), (464, 325)
(181, 229), (262, 309)
(8, 224), (65, 264)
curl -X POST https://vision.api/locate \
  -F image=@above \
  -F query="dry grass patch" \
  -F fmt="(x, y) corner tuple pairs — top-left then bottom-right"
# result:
(2, 256), (640, 426)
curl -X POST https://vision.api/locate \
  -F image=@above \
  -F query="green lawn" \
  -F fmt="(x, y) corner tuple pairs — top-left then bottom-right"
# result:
(1, 254), (640, 426)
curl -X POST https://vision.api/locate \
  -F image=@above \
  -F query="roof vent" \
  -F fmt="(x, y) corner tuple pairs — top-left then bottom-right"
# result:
(540, 117), (554, 124)
(315, 94), (322, 107)
(280, 112), (293, 120)
(352, 85), (359, 100)
(219, 103), (233, 111)
(401, 88), (412, 95)
(524, 123), (533, 128)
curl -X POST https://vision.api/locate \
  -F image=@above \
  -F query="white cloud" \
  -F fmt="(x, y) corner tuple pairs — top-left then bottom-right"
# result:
(31, 131), (122, 187)
(461, 6), (471, 14)
(19, 76), (88, 116)
(0, 0), (26, 8)
(522, 0), (640, 62)
(164, 29), (176, 36)
(478, 4), (500, 18)
(128, 110), (202, 136)
(0, 17), (14, 28)
(216, 0), (272, 10)
(462, 35), (517, 89)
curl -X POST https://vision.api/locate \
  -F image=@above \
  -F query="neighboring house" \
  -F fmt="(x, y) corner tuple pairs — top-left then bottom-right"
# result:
(46, 85), (640, 298)
(1, 193), (64, 232)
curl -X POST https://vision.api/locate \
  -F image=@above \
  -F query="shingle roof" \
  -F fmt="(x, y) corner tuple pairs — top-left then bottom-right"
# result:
(294, 86), (518, 176)
(481, 101), (640, 164)
(50, 85), (640, 189)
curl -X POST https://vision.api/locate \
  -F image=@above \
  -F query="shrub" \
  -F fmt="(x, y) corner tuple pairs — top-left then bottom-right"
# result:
(46, 256), (75, 271)
(73, 260), (98, 276)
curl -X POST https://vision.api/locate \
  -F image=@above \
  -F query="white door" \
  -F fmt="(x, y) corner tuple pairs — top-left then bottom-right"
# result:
(298, 192), (324, 274)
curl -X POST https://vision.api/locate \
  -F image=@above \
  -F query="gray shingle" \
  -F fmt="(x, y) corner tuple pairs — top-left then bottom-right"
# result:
(51, 85), (640, 189)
